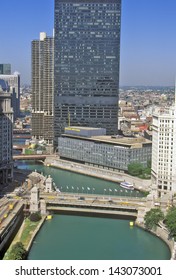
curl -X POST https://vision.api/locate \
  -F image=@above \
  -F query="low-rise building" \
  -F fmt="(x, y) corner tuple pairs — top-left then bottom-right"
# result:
(58, 127), (152, 172)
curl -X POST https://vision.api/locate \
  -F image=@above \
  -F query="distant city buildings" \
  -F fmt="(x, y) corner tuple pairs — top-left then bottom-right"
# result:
(31, 32), (54, 144)
(151, 104), (176, 197)
(54, 0), (121, 145)
(0, 71), (20, 120)
(0, 90), (13, 186)
(0, 64), (11, 75)
(58, 126), (152, 172)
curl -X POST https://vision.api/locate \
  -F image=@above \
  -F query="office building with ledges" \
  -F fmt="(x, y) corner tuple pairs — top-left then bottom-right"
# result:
(152, 105), (176, 197)
(58, 127), (152, 172)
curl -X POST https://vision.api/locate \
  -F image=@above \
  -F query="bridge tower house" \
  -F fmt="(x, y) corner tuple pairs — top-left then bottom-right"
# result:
(45, 175), (53, 193)
(30, 185), (40, 213)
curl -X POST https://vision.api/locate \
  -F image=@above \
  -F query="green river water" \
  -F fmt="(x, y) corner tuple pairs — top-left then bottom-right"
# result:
(16, 160), (171, 260)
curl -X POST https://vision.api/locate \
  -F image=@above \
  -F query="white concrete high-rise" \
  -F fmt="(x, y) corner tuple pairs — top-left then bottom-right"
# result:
(31, 32), (54, 144)
(151, 97), (176, 197)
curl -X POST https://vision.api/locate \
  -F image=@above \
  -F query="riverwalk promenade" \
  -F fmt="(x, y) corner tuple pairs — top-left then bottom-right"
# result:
(1, 163), (175, 259)
(44, 156), (151, 192)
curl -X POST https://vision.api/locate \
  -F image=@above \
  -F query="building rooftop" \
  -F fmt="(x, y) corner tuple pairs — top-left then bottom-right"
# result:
(90, 135), (151, 148)
(153, 106), (176, 117)
(65, 126), (103, 131)
(64, 126), (106, 138)
(62, 127), (151, 148)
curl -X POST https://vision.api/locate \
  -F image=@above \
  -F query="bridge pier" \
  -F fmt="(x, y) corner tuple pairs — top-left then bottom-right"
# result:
(136, 207), (146, 224)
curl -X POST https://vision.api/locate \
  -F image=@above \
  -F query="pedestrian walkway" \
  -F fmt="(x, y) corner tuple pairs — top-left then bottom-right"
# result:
(45, 156), (151, 192)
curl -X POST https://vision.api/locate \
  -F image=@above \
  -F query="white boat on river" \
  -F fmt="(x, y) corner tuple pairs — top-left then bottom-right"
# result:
(120, 181), (134, 190)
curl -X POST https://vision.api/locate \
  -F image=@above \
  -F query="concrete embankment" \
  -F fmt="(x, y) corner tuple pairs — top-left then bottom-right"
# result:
(0, 202), (24, 259)
(136, 222), (175, 260)
(3, 215), (46, 259)
(26, 216), (46, 254)
(44, 157), (151, 192)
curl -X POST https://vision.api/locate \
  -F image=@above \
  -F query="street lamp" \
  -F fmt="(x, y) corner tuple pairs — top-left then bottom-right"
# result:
(109, 188), (112, 200)
(120, 189), (123, 197)
(136, 190), (139, 198)
(71, 186), (75, 197)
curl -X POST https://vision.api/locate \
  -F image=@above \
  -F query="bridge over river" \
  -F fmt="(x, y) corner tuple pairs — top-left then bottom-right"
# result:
(40, 192), (147, 221)
(13, 154), (49, 160)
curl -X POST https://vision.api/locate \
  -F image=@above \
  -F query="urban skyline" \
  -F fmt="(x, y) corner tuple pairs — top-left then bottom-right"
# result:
(1, 0), (176, 263)
(0, 0), (176, 86)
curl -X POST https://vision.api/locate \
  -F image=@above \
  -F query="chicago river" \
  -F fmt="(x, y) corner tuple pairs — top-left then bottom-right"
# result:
(16, 160), (170, 260)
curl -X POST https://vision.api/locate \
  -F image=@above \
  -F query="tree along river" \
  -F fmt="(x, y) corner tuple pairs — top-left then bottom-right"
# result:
(16, 160), (170, 260)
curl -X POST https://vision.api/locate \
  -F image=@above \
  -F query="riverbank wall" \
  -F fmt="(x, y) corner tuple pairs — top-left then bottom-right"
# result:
(0, 203), (24, 259)
(44, 156), (151, 192)
(3, 215), (46, 260)
(26, 216), (46, 255)
(136, 222), (175, 260)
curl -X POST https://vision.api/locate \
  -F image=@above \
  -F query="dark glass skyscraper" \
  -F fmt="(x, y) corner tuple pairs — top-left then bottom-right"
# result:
(54, 0), (121, 143)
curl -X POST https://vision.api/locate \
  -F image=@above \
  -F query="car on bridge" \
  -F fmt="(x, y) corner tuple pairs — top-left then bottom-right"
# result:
(78, 197), (85, 200)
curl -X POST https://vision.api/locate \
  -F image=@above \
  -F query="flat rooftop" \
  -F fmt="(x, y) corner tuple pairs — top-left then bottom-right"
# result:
(64, 126), (106, 137)
(91, 135), (151, 147)
(63, 126), (151, 148)
(65, 126), (103, 131)
(62, 134), (151, 148)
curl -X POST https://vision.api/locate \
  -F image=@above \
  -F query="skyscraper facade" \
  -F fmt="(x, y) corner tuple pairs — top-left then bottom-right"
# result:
(54, 0), (121, 144)
(31, 32), (54, 144)
(151, 105), (176, 197)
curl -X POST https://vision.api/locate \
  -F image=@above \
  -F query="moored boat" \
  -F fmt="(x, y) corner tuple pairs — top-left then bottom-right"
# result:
(120, 181), (134, 190)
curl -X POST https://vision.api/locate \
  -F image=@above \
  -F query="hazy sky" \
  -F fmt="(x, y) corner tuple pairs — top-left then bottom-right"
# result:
(0, 0), (176, 86)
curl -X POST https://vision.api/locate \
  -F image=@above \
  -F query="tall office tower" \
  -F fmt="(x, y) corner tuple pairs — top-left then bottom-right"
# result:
(54, 0), (121, 144)
(0, 90), (13, 187)
(31, 32), (54, 144)
(0, 72), (20, 120)
(0, 64), (11, 75)
(151, 102), (176, 197)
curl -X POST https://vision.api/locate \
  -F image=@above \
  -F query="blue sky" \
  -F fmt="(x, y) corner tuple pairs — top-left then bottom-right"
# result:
(0, 0), (176, 86)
